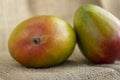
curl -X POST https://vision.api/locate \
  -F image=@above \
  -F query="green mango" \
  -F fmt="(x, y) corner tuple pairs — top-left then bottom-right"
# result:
(74, 4), (120, 64)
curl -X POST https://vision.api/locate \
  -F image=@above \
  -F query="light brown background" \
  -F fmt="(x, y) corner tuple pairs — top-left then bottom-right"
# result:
(1, 0), (120, 51)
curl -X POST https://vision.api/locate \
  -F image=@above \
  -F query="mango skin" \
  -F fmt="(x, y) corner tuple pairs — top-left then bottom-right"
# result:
(8, 15), (76, 68)
(74, 4), (120, 64)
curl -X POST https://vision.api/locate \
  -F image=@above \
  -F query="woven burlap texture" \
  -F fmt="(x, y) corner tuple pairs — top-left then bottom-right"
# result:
(1, 51), (120, 80)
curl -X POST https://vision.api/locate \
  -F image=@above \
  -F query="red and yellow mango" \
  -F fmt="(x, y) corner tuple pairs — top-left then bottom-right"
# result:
(8, 15), (76, 68)
(74, 4), (120, 64)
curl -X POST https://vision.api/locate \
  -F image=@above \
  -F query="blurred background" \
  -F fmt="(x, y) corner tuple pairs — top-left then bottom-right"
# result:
(0, 0), (120, 60)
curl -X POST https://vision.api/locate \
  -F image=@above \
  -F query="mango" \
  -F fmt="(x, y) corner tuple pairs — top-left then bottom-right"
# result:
(74, 4), (120, 64)
(8, 15), (76, 68)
